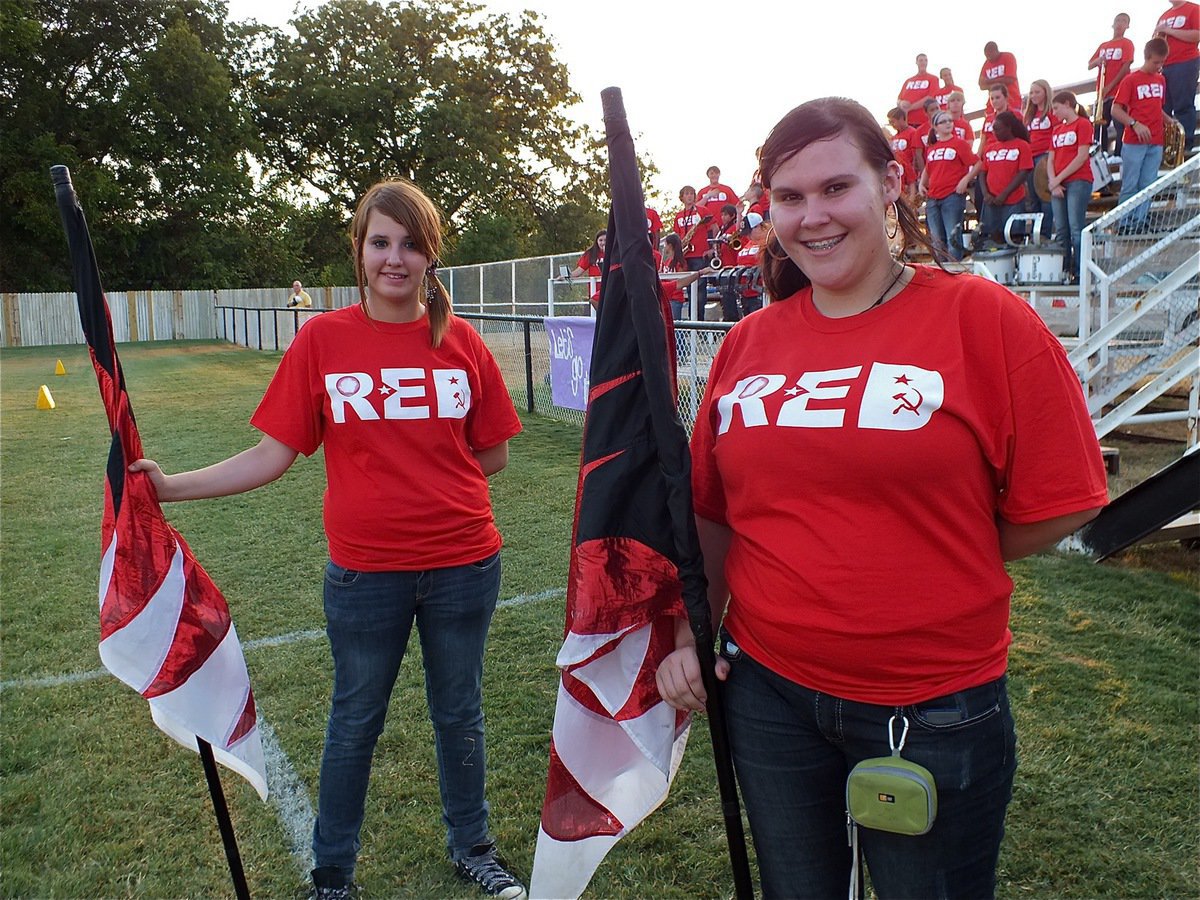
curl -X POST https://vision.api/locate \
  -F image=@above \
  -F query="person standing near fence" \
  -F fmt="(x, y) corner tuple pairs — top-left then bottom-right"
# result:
(130, 179), (527, 900)
(655, 96), (1107, 899)
(287, 280), (313, 308)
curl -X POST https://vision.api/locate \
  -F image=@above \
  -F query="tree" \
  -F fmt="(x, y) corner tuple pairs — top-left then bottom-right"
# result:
(0, 0), (276, 291)
(255, 0), (608, 233)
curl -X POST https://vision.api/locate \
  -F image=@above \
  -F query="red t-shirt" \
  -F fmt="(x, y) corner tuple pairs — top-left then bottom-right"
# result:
(980, 52), (1021, 111)
(1091, 37), (1136, 95)
(1114, 70), (1168, 144)
(674, 206), (711, 260)
(982, 138), (1033, 202)
(658, 252), (686, 304)
(1027, 108), (1054, 156)
(734, 240), (762, 296)
(1051, 116), (1095, 184)
(715, 220), (739, 268)
(645, 206), (663, 237)
(923, 137), (977, 199)
(890, 127), (921, 185)
(898, 72), (938, 128)
(1157, 3), (1200, 63)
(251, 306), (522, 571)
(748, 193), (771, 217)
(698, 183), (740, 221)
(690, 267), (1107, 704)
(952, 117), (975, 143)
(575, 250), (603, 278)
(936, 81), (963, 109)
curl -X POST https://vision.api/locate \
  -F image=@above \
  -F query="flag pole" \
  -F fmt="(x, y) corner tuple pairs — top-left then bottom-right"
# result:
(600, 86), (753, 900)
(198, 737), (251, 900)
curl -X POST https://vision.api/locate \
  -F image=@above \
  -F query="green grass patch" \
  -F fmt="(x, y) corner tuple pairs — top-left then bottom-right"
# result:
(2, 343), (1196, 897)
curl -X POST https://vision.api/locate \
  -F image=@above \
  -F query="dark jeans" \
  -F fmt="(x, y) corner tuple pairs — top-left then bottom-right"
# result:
(926, 192), (967, 260)
(312, 552), (503, 876)
(1163, 57), (1199, 152)
(1051, 179), (1093, 278)
(981, 200), (1023, 244)
(722, 649), (1016, 900)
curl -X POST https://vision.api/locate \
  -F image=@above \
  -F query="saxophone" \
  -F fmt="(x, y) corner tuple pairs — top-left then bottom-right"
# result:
(1163, 119), (1187, 168)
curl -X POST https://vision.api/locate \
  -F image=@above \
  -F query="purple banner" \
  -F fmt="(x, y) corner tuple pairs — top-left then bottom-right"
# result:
(543, 316), (595, 411)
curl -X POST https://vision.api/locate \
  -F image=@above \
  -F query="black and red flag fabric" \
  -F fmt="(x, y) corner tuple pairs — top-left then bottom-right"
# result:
(530, 89), (748, 900)
(52, 166), (267, 799)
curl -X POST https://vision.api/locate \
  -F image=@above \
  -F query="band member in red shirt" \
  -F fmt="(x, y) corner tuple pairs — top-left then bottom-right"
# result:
(1155, 0), (1200, 152)
(946, 91), (975, 143)
(1047, 91), (1095, 280)
(898, 53), (939, 130)
(936, 67), (962, 108)
(887, 107), (921, 202)
(919, 110), (978, 261)
(1023, 78), (1056, 238)
(979, 41), (1021, 113)
(1089, 12), (1136, 152)
(698, 166), (741, 226)
(972, 111), (1033, 246)
(1112, 38), (1174, 228)
(674, 185), (713, 273)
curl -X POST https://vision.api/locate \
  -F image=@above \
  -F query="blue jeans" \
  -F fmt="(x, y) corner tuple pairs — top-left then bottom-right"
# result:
(312, 552), (503, 876)
(1163, 57), (1199, 152)
(925, 193), (966, 260)
(1025, 153), (1054, 239)
(722, 649), (1016, 899)
(1051, 178), (1093, 277)
(1117, 142), (1164, 229)
(981, 200), (1022, 243)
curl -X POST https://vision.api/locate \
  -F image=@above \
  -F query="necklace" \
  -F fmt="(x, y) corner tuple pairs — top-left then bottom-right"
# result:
(867, 262), (907, 312)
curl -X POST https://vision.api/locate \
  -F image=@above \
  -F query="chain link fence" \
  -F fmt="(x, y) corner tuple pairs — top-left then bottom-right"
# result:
(457, 313), (731, 436)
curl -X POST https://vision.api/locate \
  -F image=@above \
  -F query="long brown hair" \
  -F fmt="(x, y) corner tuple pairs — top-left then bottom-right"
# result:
(757, 97), (939, 301)
(349, 179), (453, 347)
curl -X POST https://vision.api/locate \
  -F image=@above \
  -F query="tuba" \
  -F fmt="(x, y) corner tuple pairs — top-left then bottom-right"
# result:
(1163, 119), (1187, 168)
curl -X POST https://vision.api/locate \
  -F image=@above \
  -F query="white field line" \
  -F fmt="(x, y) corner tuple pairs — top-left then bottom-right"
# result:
(1, 586), (565, 874)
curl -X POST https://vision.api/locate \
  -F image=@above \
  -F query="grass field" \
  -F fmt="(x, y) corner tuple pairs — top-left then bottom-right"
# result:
(1, 342), (1196, 899)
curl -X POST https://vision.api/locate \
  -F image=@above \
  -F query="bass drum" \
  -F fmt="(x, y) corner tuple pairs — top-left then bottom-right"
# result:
(1016, 246), (1067, 284)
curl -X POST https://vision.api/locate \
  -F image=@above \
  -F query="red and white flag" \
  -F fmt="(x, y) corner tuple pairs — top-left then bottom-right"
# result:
(531, 89), (706, 897)
(54, 166), (267, 799)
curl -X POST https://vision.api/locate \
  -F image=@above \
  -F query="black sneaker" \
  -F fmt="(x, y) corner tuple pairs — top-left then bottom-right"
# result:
(310, 866), (358, 900)
(454, 843), (527, 900)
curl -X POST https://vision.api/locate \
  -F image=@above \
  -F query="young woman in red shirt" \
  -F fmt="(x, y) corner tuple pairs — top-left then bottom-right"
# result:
(1046, 91), (1096, 280)
(656, 97), (1106, 899)
(918, 110), (978, 260)
(131, 180), (527, 900)
(1023, 78), (1056, 238)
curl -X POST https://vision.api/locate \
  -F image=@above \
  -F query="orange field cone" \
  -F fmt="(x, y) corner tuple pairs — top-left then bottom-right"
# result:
(37, 385), (56, 410)
(54, 359), (67, 375)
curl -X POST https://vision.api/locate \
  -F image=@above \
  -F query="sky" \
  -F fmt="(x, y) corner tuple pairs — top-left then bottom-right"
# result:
(225, 0), (1166, 207)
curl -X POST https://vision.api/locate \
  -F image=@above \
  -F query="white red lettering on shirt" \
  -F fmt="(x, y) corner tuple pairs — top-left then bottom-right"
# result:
(926, 146), (959, 161)
(1135, 83), (1166, 100)
(325, 367), (472, 423)
(715, 363), (946, 435)
(1052, 130), (1080, 148)
(986, 147), (1022, 162)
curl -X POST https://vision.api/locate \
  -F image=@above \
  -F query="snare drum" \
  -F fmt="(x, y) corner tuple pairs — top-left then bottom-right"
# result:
(973, 249), (1018, 284)
(1016, 246), (1067, 284)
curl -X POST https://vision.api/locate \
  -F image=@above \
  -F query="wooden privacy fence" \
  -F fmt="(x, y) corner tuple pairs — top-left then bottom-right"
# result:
(0, 286), (360, 348)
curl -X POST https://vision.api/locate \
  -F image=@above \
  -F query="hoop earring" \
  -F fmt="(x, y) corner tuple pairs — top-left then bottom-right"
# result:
(886, 201), (900, 241)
